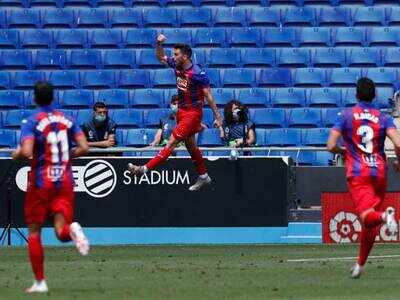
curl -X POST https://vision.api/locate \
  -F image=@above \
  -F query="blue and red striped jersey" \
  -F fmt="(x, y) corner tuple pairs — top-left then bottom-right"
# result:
(167, 58), (210, 110)
(333, 101), (396, 178)
(20, 105), (84, 189)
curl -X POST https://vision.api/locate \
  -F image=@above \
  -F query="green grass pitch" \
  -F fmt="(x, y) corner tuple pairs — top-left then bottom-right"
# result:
(1, 244), (400, 300)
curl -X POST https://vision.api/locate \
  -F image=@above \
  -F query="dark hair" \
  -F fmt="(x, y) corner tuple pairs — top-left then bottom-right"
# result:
(34, 81), (53, 106)
(224, 100), (249, 125)
(356, 77), (376, 103)
(93, 101), (107, 111)
(170, 94), (179, 103)
(174, 44), (192, 58)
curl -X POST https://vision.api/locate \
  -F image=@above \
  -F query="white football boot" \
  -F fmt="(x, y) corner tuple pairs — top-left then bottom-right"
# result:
(350, 263), (364, 279)
(25, 280), (48, 293)
(70, 222), (90, 256)
(189, 175), (211, 191)
(384, 207), (398, 235)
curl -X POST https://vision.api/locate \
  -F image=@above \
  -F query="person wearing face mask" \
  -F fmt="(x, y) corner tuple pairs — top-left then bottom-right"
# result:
(385, 90), (400, 153)
(81, 101), (117, 149)
(219, 100), (256, 148)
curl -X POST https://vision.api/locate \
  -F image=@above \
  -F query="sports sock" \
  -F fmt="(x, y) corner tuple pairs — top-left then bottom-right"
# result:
(28, 233), (44, 281)
(145, 146), (173, 171)
(188, 146), (207, 176)
(358, 226), (379, 266)
(57, 223), (72, 242)
(364, 211), (384, 228)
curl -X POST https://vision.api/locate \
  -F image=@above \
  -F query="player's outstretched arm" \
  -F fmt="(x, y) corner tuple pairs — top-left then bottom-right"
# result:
(203, 87), (223, 128)
(71, 134), (89, 158)
(12, 139), (34, 161)
(156, 34), (168, 64)
(326, 129), (346, 154)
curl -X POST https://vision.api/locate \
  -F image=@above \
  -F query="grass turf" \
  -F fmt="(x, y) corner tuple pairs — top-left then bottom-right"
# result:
(1, 244), (400, 300)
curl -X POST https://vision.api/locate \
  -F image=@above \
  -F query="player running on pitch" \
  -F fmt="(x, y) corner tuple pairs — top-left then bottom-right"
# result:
(12, 82), (90, 293)
(327, 77), (400, 279)
(128, 34), (223, 191)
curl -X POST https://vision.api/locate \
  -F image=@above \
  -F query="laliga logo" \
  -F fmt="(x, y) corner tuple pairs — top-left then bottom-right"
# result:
(329, 211), (362, 243)
(15, 160), (117, 199)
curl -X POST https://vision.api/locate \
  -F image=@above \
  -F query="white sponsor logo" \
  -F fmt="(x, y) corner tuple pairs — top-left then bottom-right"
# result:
(329, 211), (361, 243)
(123, 170), (190, 186)
(177, 77), (188, 91)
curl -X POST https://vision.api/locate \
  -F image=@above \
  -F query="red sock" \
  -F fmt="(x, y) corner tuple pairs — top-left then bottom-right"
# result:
(57, 224), (72, 242)
(358, 226), (379, 266)
(188, 146), (207, 175)
(364, 211), (383, 228)
(28, 234), (44, 281)
(145, 147), (173, 170)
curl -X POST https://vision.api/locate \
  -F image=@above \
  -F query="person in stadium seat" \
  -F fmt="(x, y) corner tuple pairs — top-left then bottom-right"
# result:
(81, 101), (117, 148)
(219, 100), (255, 148)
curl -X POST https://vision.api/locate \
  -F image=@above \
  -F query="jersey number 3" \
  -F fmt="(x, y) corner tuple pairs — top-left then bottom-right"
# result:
(357, 125), (373, 154)
(46, 130), (69, 163)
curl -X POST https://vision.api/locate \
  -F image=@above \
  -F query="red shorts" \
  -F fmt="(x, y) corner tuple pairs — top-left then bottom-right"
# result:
(347, 176), (387, 215)
(24, 185), (75, 225)
(172, 109), (202, 140)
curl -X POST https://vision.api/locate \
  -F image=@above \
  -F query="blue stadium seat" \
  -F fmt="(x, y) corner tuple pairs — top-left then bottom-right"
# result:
(81, 70), (114, 88)
(151, 69), (176, 88)
(346, 48), (381, 67)
(97, 89), (129, 107)
(367, 27), (400, 47)
(241, 48), (275, 68)
(208, 48), (240, 68)
(375, 87), (393, 109)
(268, 128), (302, 146)
(49, 70), (80, 89)
(0, 50), (32, 69)
(254, 128), (267, 146)
(2, 110), (31, 128)
(192, 49), (206, 66)
(250, 108), (286, 128)
(90, 29), (122, 48)
(296, 151), (317, 166)
(159, 28), (192, 47)
(317, 7), (350, 26)
(212, 88), (235, 107)
(0, 0), (25, 8)
(57, 109), (76, 119)
(213, 8), (246, 27)
(303, 128), (329, 146)
(195, 0), (230, 6)
(132, 0), (163, 7)
(287, 108), (322, 128)
(221, 68), (256, 88)
(364, 68), (397, 87)
(382, 48), (400, 67)
(332, 27), (366, 47)
(0, 30), (19, 49)
(131, 89), (163, 107)
(75, 109), (92, 126)
(143, 8), (177, 27)
(143, 108), (168, 127)
(277, 48), (310, 68)
(109, 9), (142, 28)
(125, 29), (156, 48)
(54, 29), (88, 48)
(0, 11), (5, 28)
(311, 48), (346, 68)
(228, 27), (262, 47)
(179, 8), (212, 27)
(328, 68), (362, 87)
(14, 71), (45, 89)
(62, 0), (95, 7)
(292, 68), (326, 87)
(206, 68), (220, 87)
(307, 88), (341, 107)
(351, 7), (385, 26)
(8, 9), (40, 28)
(76, 8), (108, 28)
(236, 88), (269, 107)
(20, 29), (52, 48)
(112, 109), (143, 128)
(125, 128), (156, 146)
(259, 68), (291, 87)
(164, 0), (194, 7)
(193, 28), (226, 48)
(282, 7), (316, 27)
(263, 28), (296, 47)
(324, 108), (342, 127)
(136, 48), (170, 69)
(297, 27), (331, 47)
(114, 128), (126, 146)
(342, 88), (357, 107)
(0, 129), (16, 147)
(315, 151), (333, 166)
(69, 49), (101, 69)
(387, 7), (400, 26)
(59, 89), (94, 108)
(247, 8), (280, 27)
(271, 88), (306, 107)
(0, 73), (11, 89)
(198, 129), (223, 146)
(29, 0), (61, 7)
(103, 49), (136, 69)
(118, 69), (150, 88)
(0, 90), (24, 108)
(42, 9), (75, 28)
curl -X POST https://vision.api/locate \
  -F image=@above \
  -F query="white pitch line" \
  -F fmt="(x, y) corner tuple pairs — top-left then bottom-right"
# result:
(287, 255), (400, 263)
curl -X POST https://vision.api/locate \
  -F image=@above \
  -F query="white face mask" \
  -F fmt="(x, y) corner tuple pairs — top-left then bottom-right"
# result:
(170, 104), (178, 114)
(232, 108), (241, 121)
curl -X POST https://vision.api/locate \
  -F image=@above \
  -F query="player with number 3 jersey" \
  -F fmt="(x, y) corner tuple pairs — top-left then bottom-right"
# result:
(327, 77), (400, 279)
(12, 82), (90, 294)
